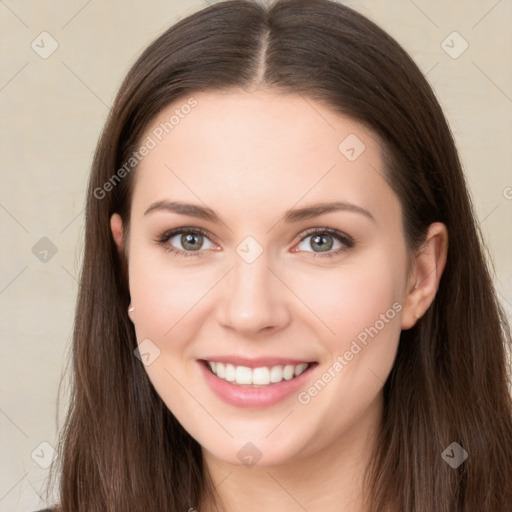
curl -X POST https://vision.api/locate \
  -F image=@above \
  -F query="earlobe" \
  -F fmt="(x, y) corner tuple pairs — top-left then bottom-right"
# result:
(110, 213), (124, 253)
(401, 222), (448, 330)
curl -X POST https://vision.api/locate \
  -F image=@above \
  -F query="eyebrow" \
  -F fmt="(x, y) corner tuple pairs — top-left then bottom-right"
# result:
(144, 200), (376, 224)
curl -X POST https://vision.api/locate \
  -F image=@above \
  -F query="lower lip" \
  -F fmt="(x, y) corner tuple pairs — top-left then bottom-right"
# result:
(197, 360), (318, 408)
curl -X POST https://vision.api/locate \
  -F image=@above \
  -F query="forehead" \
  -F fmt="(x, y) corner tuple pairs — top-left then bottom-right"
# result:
(131, 89), (399, 225)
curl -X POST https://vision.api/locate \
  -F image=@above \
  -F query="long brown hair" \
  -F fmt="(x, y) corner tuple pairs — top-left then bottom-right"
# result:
(46, 0), (512, 510)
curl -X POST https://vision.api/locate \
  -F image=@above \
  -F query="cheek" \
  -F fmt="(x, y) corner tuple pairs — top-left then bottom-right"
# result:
(286, 253), (406, 347)
(127, 255), (206, 411)
(288, 260), (404, 445)
(128, 251), (210, 342)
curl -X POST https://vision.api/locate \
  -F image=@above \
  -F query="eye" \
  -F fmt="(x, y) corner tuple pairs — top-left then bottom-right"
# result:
(156, 227), (217, 257)
(294, 228), (354, 258)
(156, 226), (355, 259)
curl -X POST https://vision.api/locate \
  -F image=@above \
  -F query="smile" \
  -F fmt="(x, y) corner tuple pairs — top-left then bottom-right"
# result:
(205, 360), (311, 386)
(198, 359), (319, 408)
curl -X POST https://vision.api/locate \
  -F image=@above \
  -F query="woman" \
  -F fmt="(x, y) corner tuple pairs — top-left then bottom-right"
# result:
(40, 0), (512, 510)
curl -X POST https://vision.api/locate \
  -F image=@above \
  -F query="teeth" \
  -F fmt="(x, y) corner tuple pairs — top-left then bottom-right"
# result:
(283, 365), (295, 380)
(207, 361), (311, 386)
(225, 363), (236, 382)
(235, 365), (252, 384)
(216, 362), (226, 379)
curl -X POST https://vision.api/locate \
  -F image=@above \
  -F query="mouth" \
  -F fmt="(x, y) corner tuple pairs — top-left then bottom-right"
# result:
(200, 359), (318, 388)
(198, 357), (319, 408)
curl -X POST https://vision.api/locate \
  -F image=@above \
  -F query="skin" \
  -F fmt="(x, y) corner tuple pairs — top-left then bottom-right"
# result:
(111, 89), (448, 512)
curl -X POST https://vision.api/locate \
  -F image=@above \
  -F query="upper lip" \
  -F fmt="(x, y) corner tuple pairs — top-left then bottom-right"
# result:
(199, 356), (316, 368)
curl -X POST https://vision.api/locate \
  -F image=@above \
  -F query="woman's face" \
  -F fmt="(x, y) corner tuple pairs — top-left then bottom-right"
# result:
(113, 89), (417, 467)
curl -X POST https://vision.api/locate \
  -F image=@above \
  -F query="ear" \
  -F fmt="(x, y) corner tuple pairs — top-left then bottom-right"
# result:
(401, 222), (448, 330)
(110, 213), (131, 299)
(110, 213), (124, 253)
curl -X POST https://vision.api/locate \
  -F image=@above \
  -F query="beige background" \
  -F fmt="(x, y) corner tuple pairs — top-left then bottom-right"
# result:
(0, 0), (511, 510)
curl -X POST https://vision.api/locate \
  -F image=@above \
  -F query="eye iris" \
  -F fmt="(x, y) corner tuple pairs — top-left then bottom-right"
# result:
(181, 232), (203, 251)
(311, 234), (333, 252)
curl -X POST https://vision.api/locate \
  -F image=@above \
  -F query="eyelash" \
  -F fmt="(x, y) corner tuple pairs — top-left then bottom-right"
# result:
(155, 227), (355, 259)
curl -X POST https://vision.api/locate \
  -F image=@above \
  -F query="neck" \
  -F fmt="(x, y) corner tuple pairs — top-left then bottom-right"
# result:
(199, 391), (384, 512)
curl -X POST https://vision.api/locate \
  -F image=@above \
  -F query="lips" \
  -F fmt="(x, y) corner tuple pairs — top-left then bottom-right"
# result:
(199, 355), (316, 368)
(197, 357), (319, 408)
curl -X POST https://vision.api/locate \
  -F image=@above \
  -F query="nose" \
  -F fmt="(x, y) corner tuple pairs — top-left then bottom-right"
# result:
(216, 252), (291, 336)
